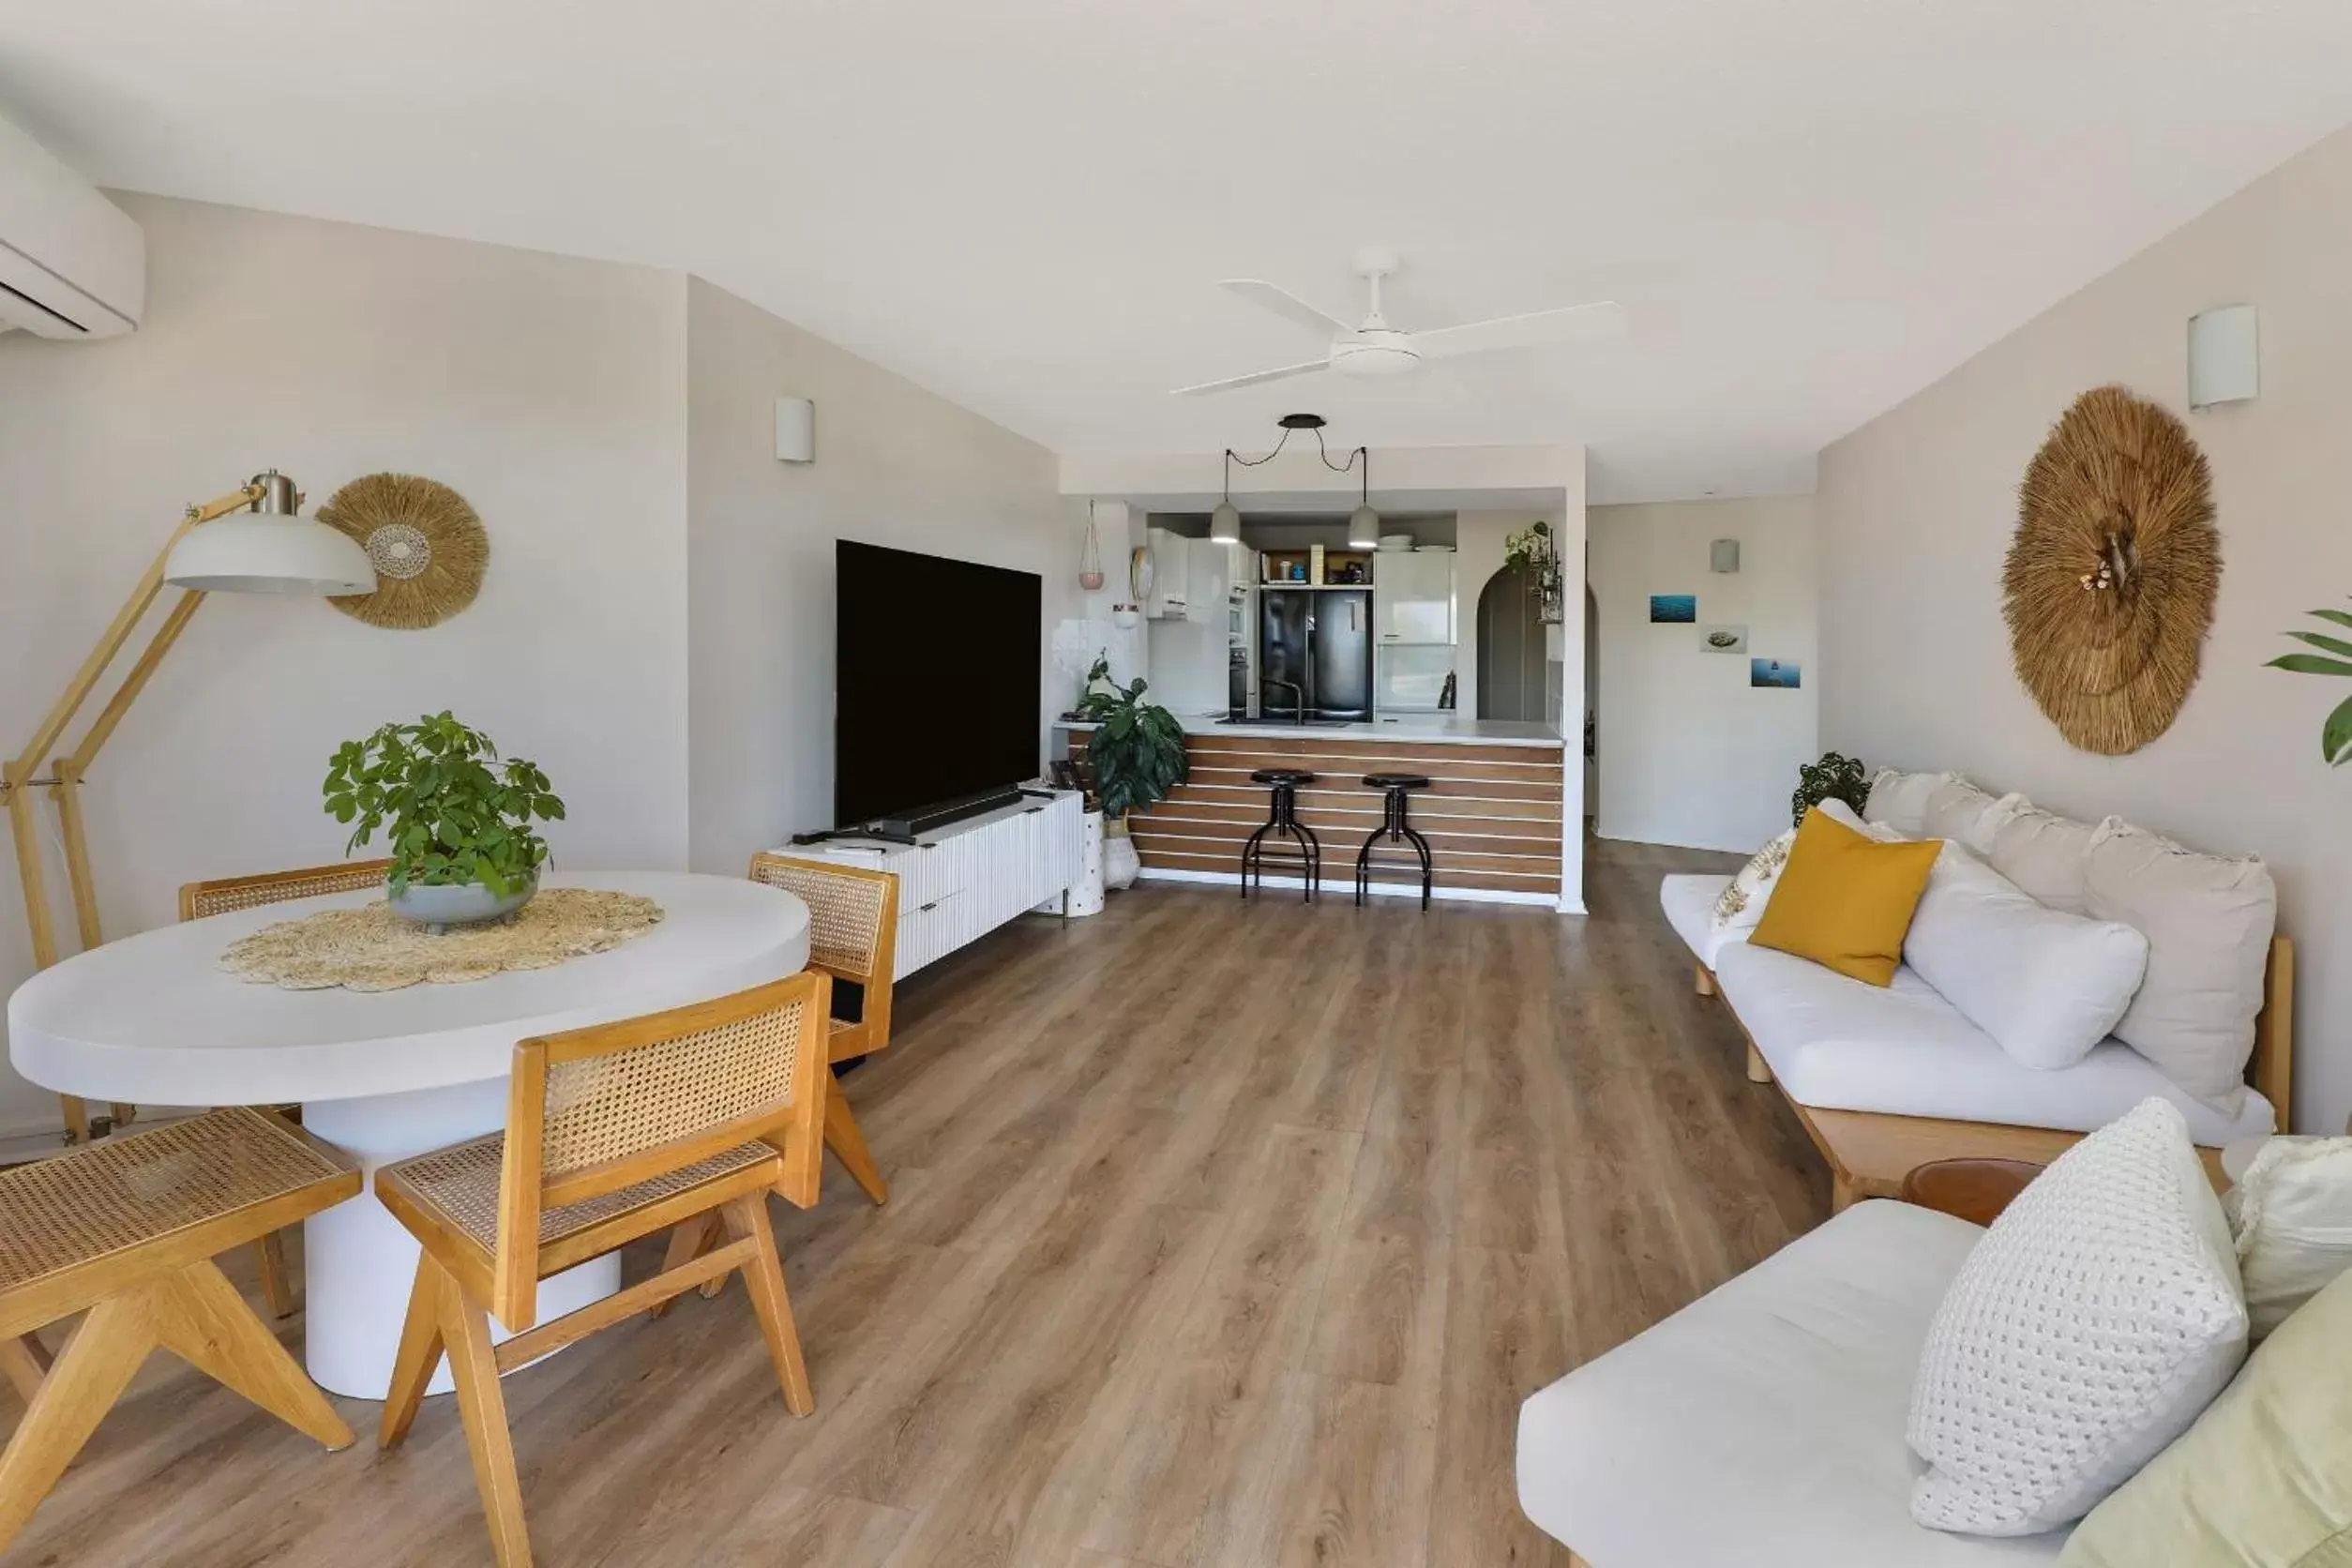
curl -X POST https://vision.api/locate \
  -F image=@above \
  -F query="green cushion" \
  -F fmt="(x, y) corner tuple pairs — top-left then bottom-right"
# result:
(2061, 1263), (2352, 1566)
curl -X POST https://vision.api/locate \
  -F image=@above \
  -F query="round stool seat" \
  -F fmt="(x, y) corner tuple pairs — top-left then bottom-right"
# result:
(1362, 773), (1431, 791)
(1251, 768), (1317, 786)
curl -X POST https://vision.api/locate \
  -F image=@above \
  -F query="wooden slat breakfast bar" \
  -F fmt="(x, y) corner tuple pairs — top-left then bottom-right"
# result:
(1059, 716), (1568, 904)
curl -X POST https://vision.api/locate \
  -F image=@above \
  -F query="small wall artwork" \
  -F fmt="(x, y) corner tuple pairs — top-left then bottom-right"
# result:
(1649, 594), (1696, 624)
(1701, 624), (1746, 654)
(1751, 658), (1801, 689)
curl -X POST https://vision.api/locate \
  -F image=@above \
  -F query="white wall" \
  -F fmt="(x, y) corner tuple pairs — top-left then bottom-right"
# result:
(683, 278), (1062, 874)
(0, 194), (691, 1135)
(1591, 496), (1818, 852)
(1817, 121), (2352, 1136)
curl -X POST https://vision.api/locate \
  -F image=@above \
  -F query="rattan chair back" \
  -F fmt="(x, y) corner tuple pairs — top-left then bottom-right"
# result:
(178, 858), (395, 922)
(746, 854), (898, 1061)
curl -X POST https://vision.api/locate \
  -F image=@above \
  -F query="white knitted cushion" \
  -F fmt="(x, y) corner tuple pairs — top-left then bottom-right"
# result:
(1907, 1098), (2247, 1536)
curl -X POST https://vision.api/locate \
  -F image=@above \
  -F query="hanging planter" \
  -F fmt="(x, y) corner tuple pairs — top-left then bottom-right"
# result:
(1079, 501), (1105, 591)
(1505, 520), (1567, 624)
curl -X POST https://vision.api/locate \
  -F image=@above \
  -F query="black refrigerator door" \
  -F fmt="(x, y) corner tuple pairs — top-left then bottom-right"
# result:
(1259, 590), (1309, 717)
(1309, 590), (1372, 717)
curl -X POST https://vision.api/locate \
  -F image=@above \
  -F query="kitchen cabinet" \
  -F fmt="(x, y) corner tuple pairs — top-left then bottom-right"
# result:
(1145, 527), (1190, 619)
(1374, 550), (1454, 644)
(1184, 538), (1244, 626)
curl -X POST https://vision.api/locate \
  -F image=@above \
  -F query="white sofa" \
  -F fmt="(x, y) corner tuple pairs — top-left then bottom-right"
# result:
(1661, 778), (2290, 1205)
(1518, 1199), (2063, 1565)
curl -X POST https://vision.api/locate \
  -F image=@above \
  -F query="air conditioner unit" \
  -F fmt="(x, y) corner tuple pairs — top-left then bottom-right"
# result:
(0, 108), (143, 339)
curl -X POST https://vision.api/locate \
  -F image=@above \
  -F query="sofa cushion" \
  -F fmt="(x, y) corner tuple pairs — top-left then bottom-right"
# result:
(2086, 822), (2275, 1114)
(1516, 1200), (2060, 1566)
(1922, 780), (2029, 856)
(1713, 942), (2276, 1147)
(2224, 1135), (2352, 1339)
(1661, 873), (1737, 967)
(1908, 1100), (2247, 1536)
(1712, 826), (1797, 933)
(1989, 807), (2108, 916)
(1865, 768), (1959, 837)
(1752, 808), (1943, 987)
(1904, 844), (2148, 1072)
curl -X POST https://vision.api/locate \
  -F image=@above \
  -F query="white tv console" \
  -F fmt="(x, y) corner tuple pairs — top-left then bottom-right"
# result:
(763, 789), (1083, 976)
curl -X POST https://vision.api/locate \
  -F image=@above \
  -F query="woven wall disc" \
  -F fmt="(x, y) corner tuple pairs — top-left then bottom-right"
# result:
(2001, 385), (2219, 756)
(318, 473), (489, 630)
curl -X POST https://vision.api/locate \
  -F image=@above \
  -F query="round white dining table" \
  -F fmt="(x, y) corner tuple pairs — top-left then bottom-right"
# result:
(6, 870), (810, 1399)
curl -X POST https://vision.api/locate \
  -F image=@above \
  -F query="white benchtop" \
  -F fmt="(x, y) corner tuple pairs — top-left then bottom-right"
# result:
(1059, 712), (1563, 748)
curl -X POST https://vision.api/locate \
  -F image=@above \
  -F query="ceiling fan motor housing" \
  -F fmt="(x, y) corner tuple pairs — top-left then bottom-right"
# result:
(1332, 328), (1421, 378)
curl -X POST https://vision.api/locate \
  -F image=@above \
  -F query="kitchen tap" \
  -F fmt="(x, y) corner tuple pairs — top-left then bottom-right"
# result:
(1262, 675), (1304, 722)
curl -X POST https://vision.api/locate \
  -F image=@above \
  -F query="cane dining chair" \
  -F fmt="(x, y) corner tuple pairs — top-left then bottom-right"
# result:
(372, 971), (831, 1568)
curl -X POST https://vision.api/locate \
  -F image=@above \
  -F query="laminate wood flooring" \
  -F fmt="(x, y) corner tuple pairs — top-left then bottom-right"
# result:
(1, 838), (1827, 1568)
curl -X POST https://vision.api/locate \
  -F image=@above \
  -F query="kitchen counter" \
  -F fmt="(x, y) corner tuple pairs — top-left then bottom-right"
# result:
(1058, 712), (1561, 748)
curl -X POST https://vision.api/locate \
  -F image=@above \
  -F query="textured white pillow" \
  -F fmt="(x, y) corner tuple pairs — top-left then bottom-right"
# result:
(1711, 826), (1796, 934)
(1818, 795), (1909, 842)
(2086, 822), (2276, 1112)
(1909, 1098), (2247, 1536)
(2226, 1136), (2352, 1339)
(1988, 807), (2110, 916)
(1904, 844), (2148, 1071)
(1863, 768), (1956, 836)
(1920, 780), (2029, 857)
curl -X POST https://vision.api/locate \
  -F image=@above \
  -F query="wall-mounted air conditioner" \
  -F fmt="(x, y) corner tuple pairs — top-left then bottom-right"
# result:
(0, 108), (143, 339)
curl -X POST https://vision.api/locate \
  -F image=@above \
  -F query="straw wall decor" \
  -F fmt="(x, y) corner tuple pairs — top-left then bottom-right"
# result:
(317, 473), (489, 629)
(2001, 384), (2219, 755)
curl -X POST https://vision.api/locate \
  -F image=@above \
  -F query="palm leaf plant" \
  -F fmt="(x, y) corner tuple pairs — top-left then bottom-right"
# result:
(1071, 656), (1188, 820)
(2267, 605), (2352, 764)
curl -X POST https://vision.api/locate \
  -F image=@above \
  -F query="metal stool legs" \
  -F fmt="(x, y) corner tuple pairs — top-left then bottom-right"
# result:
(1241, 778), (1322, 902)
(1354, 783), (1433, 910)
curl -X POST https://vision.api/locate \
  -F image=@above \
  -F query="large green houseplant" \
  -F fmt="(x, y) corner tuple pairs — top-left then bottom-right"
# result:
(1071, 656), (1188, 889)
(323, 711), (565, 925)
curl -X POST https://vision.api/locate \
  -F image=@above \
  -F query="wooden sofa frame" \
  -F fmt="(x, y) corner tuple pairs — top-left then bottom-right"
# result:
(1696, 936), (2294, 1210)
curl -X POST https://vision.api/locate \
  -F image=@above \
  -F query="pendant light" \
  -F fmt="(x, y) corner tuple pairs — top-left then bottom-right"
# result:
(1210, 452), (1242, 544)
(1347, 445), (1380, 550)
(1220, 414), (1376, 550)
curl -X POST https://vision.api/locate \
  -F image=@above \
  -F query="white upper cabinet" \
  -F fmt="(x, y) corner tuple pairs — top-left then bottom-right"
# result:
(1374, 551), (1454, 644)
(1145, 527), (1191, 619)
(1184, 538), (1235, 626)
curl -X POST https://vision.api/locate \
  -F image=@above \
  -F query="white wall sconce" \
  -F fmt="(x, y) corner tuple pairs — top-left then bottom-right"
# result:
(775, 396), (815, 462)
(2188, 305), (2258, 410)
(1710, 538), (1741, 573)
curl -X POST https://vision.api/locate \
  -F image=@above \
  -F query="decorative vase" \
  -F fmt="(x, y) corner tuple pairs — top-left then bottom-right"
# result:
(1103, 818), (1140, 891)
(1067, 809), (1108, 915)
(388, 871), (539, 933)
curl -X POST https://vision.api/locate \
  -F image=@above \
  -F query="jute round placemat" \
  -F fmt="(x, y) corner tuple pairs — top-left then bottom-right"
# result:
(220, 887), (664, 992)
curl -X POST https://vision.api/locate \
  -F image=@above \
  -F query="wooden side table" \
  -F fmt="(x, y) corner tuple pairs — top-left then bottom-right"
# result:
(1900, 1158), (2042, 1228)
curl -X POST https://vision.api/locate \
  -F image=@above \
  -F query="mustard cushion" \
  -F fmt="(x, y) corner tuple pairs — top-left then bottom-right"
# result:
(2061, 1262), (2352, 1567)
(1747, 807), (1940, 987)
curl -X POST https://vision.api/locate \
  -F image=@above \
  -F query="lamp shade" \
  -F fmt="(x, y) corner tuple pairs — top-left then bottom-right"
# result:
(165, 513), (377, 595)
(1210, 501), (1242, 544)
(1348, 504), (1380, 550)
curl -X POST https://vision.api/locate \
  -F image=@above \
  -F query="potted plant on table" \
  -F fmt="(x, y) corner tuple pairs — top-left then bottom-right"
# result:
(1071, 656), (1188, 891)
(323, 711), (565, 928)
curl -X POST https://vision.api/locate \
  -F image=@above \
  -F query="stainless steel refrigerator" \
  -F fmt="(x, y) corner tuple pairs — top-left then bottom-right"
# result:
(1258, 588), (1373, 719)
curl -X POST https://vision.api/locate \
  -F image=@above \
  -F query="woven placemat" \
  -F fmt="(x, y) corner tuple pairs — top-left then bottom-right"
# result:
(220, 887), (664, 992)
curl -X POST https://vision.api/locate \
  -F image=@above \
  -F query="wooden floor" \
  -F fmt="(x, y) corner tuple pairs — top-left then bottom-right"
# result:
(2, 838), (1826, 1568)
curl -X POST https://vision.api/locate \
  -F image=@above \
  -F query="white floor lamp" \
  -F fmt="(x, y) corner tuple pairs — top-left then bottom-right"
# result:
(1, 469), (374, 1141)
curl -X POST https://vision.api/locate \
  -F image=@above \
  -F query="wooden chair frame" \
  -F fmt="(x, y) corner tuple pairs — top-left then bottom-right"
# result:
(374, 972), (830, 1568)
(0, 1108), (360, 1550)
(1701, 935), (2296, 1210)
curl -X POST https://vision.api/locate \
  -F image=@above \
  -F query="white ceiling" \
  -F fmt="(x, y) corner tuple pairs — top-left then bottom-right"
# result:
(6, 1), (2352, 503)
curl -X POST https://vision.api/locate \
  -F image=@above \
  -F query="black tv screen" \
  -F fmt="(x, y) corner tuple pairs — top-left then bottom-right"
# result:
(835, 539), (1042, 828)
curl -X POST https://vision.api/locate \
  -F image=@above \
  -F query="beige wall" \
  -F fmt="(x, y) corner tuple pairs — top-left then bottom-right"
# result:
(1592, 496), (1817, 852)
(0, 194), (692, 1135)
(1817, 121), (2352, 1135)
(684, 278), (1063, 873)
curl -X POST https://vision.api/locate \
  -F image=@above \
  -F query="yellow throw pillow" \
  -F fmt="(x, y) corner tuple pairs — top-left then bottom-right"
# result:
(2060, 1262), (2352, 1566)
(1748, 807), (1941, 987)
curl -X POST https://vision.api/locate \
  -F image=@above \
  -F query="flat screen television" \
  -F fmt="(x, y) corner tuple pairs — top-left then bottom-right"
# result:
(835, 539), (1042, 834)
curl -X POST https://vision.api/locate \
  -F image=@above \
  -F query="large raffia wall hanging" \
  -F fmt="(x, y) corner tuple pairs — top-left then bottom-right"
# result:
(317, 472), (489, 629)
(2001, 384), (2220, 755)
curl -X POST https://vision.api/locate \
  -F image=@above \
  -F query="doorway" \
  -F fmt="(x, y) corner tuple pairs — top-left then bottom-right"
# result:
(1583, 583), (1599, 821)
(1475, 565), (1548, 723)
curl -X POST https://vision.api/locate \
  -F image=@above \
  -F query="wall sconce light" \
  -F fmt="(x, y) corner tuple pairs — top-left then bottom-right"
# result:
(1710, 539), (1741, 573)
(776, 397), (815, 462)
(2187, 306), (2257, 410)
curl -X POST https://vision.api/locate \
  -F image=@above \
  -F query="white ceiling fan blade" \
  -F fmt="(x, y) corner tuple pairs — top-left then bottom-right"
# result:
(1171, 359), (1333, 397)
(1218, 279), (1353, 337)
(1413, 300), (1630, 360)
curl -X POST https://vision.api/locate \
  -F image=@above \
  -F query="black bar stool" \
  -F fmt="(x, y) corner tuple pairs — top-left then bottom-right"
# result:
(1241, 768), (1320, 901)
(1355, 773), (1434, 909)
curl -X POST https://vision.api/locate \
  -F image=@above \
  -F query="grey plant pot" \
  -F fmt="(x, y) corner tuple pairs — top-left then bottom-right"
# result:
(387, 872), (539, 933)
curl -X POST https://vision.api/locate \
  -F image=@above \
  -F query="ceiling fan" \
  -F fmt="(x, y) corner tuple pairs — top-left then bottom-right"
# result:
(1173, 245), (1628, 397)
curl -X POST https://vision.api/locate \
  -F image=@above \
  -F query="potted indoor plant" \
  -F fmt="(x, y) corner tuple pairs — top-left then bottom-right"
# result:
(1504, 519), (1566, 624)
(323, 711), (566, 927)
(1071, 656), (1187, 890)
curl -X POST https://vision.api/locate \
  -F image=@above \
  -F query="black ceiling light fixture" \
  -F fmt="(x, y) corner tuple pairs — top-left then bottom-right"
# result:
(1212, 413), (1377, 549)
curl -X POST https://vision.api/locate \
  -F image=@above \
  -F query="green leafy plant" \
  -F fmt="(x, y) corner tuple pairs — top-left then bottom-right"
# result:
(323, 712), (565, 897)
(2268, 605), (2352, 764)
(1502, 519), (1557, 576)
(1071, 656), (1188, 820)
(1791, 750), (1869, 827)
